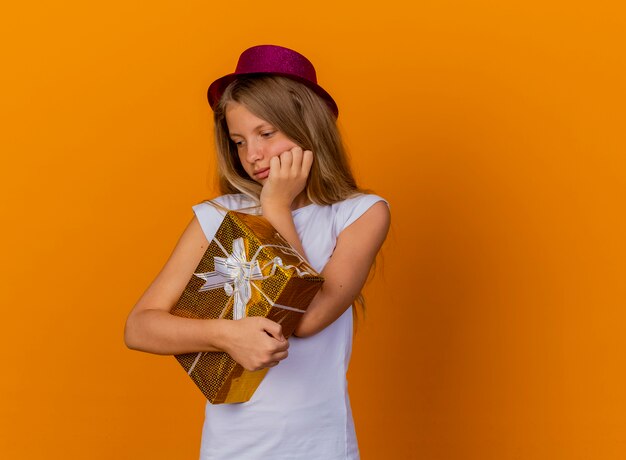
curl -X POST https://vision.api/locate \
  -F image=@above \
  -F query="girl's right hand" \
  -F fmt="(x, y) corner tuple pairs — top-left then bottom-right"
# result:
(221, 317), (289, 371)
(260, 146), (313, 211)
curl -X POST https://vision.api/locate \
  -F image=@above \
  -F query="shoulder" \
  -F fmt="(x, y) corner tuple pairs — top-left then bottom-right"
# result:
(331, 193), (390, 235)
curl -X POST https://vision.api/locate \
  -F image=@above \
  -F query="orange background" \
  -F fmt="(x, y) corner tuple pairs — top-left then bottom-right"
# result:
(1, 1), (625, 459)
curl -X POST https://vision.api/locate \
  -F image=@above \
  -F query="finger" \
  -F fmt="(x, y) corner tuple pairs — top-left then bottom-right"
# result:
(269, 155), (280, 175)
(279, 149), (293, 170)
(273, 349), (289, 361)
(274, 339), (289, 351)
(264, 334), (289, 351)
(302, 150), (313, 175)
(290, 146), (303, 173)
(262, 318), (285, 341)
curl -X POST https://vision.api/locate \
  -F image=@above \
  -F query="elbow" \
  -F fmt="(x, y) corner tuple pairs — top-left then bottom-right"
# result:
(292, 319), (320, 338)
(292, 329), (313, 339)
(123, 313), (142, 351)
(124, 330), (137, 351)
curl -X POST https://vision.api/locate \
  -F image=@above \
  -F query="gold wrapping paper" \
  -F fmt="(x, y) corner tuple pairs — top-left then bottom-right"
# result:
(171, 210), (324, 404)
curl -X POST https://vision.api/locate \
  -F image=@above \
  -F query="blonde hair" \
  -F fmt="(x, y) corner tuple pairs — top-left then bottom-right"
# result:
(213, 75), (363, 204)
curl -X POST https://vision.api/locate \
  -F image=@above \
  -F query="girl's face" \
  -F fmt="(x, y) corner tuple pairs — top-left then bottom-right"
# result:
(225, 102), (299, 184)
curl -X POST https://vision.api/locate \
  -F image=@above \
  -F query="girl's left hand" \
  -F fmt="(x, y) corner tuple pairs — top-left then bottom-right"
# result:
(260, 146), (313, 211)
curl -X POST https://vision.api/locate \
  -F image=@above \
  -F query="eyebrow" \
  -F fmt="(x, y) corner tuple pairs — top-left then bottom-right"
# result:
(229, 123), (273, 137)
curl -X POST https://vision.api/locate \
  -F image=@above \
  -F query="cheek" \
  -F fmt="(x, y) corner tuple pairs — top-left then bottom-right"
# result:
(268, 139), (298, 157)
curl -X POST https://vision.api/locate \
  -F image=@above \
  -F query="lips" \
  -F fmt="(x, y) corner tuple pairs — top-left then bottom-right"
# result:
(254, 167), (270, 179)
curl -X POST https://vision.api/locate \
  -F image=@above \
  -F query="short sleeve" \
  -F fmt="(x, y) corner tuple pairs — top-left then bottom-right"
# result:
(192, 202), (227, 242)
(334, 194), (389, 236)
(191, 194), (258, 241)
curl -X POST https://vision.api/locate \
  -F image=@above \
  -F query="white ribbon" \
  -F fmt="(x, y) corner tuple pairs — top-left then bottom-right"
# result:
(187, 236), (313, 375)
(195, 238), (264, 320)
(194, 237), (312, 319)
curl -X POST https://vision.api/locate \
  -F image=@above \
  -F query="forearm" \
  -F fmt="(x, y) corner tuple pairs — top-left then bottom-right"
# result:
(293, 282), (357, 338)
(262, 206), (308, 261)
(124, 309), (230, 355)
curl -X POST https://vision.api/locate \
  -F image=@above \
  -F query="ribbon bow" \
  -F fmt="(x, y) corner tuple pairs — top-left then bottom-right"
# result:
(194, 238), (264, 320)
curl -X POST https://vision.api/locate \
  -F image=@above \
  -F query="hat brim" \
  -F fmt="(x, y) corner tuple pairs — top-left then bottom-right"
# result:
(207, 72), (339, 118)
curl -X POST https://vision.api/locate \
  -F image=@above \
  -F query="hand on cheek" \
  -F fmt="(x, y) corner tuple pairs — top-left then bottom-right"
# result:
(260, 146), (313, 211)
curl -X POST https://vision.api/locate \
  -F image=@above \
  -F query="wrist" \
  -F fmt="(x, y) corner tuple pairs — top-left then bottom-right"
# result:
(207, 318), (236, 353)
(261, 201), (292, 217)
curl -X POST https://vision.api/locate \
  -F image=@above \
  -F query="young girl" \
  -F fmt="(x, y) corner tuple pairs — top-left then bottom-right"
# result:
(125, 45), (390, 459)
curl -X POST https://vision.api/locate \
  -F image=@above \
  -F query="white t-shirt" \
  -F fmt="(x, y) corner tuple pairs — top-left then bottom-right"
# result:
(192, 193), (387, 460)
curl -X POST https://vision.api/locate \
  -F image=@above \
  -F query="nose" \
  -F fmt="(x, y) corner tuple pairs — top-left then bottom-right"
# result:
(244, 139), (263, 163)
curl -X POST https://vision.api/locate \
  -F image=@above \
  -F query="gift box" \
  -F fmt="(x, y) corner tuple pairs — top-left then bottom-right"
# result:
(171, 209), (324, 404)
